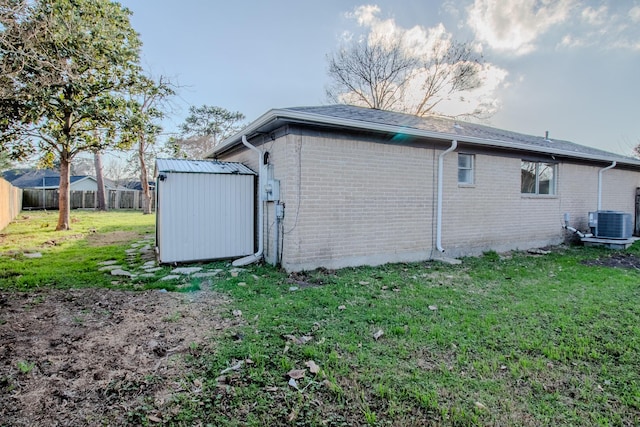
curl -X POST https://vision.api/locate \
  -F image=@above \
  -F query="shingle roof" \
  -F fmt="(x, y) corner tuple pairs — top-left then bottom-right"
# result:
(7, 169), (88, 189)
(288, 105), (627, 159)
(155, 158), (256, 175)
(213, 104), (639, 166)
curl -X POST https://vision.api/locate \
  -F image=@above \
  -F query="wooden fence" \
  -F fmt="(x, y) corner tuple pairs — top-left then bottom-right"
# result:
(22, 188), (155, 211)
(0, 177), (23, 231)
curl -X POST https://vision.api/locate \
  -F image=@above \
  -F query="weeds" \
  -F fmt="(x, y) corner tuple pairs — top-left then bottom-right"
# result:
(16, 360), (35, 374)
(2, 212), (640, 425)
(163, 311), (182, 322)
(173, 245), (640, 425)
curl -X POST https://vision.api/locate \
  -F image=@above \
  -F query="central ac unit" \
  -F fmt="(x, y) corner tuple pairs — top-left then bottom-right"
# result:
(588, 211), (632, 239)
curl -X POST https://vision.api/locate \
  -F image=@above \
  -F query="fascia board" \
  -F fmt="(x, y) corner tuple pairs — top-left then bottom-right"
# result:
(212, 109), (640, 167)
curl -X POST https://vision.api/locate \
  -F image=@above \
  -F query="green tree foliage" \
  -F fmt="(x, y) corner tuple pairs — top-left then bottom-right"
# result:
(121, 75), (176, 214)
(0, 151), (12, 172)
(172, 105), (245, 159)
(0, 0), (142, 230)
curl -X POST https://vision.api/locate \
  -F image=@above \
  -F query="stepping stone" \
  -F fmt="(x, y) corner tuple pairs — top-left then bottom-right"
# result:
(161, 275), (181, 281)
(23, 252), (42, 258)
(139, 273), (156, 278)
(144, 267), (162, 272)
(140, 245), (152, 252)
(125, 248), (137, 254)
(111, 269), (133, 277)
(98, 260), (119, 266)
(172, 267), (202, 275)
(99, 265), (122, 271)
(142, 261), (156, 267)
(192, 271), (220, 278)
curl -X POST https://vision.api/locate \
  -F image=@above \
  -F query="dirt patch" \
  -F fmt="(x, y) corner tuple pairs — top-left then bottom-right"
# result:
(85, 231), (143, 247)
(0, 285), (237, 426)
(41, 234), (84, 247)
(286, 269), (336, 288)
(581, 252), (640, 270)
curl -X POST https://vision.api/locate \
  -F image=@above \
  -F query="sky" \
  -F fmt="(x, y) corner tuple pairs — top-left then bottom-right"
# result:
(117, 0), (640, 156)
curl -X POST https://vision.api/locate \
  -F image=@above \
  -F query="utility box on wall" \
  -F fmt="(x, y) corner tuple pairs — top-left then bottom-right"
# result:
(155, 158), (256, 263)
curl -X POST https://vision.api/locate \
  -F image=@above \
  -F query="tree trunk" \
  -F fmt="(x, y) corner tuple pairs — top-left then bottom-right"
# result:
(56, 153), (71, 230)
(93, 149), (107, 211)
(139, 136), (152, 214)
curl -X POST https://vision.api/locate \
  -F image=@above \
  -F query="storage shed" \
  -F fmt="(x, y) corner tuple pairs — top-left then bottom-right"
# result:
(154, 158), (256, 264)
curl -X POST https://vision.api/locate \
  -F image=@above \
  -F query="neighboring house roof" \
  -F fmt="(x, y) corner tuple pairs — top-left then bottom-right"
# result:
(155, 158), (256, 175)
(2, 168), (36, 183)
(9, 170), (85, 189)
(122, 180), (156, 191)
(3, 169), (58, 187)
(212, 104), (640, 167)
(4, 169), (118, 189)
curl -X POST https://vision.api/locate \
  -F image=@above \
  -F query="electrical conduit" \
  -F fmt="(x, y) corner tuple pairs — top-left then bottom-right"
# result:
(232, 135), (264, 266)
(436, 140), (458, 253)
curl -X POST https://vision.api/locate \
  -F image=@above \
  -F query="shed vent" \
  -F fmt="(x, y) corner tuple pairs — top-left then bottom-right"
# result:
(588, 211), (632, 239)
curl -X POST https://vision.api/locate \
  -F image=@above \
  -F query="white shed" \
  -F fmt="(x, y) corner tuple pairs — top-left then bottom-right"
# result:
(155, 158), (256, 264)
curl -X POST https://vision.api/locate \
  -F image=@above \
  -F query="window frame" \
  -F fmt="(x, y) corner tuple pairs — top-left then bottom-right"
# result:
(457, 153), (475, 186)
(521, 160), (557, 196)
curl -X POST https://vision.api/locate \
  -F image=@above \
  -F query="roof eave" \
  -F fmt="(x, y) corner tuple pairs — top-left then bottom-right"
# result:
(210, 109), (640, 167)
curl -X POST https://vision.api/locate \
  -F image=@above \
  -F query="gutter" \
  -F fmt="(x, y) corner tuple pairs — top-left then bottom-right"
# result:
(436, 140), (457, 252)
(232, 135), (264, 267)
(597, 161), (616, 211)
(211, 109), (640, 167)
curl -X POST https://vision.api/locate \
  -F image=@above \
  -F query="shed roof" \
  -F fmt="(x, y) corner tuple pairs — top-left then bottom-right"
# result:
(211, 104), (640, 167)
(155, 158), (255, 175)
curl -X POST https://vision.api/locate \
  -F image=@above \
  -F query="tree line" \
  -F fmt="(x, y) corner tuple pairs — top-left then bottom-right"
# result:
(2, 0), (502, 232)
(0, 0), (245, 228)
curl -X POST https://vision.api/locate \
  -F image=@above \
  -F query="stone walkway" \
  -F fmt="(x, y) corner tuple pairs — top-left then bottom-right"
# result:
(97, 234), (245, 287)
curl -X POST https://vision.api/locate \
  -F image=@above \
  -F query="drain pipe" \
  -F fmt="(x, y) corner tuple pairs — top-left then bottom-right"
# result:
(597, 161), (616, 211)
(436, 139), (458, 252)
(233, 135), (264, 267)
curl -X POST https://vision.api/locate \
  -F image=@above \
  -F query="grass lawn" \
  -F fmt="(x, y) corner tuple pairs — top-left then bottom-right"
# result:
(0, 210), (158, 290)
(1, 211), (639, 425)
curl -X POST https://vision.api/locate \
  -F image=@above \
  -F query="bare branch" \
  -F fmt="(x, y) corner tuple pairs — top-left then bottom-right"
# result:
(326, 31), (487, 118)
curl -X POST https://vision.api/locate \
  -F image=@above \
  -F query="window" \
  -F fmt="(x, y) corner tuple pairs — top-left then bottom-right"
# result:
(458, 154), (474, 185)
(521, 161), (556, 195)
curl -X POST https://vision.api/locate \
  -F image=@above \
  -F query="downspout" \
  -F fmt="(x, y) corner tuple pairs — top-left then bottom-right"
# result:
(597, 161), (616, 211)
(232, 135), (264, 266)
(436, 140), (458, 253)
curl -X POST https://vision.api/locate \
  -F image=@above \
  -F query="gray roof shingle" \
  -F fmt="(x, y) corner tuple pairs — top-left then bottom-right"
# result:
(213, 104), (639, 166)
(286, 105), (635, 162)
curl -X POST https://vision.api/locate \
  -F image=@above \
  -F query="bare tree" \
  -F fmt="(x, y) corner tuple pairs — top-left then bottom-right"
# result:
(326, 34), (485, 118)
(413, 40), (483, 117)
(326, 37), (417, 111)
(104, 155), (131, 188)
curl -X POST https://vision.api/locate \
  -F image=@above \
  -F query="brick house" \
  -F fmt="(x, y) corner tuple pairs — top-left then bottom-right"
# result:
(211, 105), (640, 272)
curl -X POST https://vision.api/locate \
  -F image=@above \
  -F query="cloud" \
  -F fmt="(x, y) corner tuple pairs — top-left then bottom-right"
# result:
(466, 0), (575, 55)
(554, 3), (640, 52)
(581, 5), (608, 26)
(349, 4), (381, 27)
(559, 34), (584, 49)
